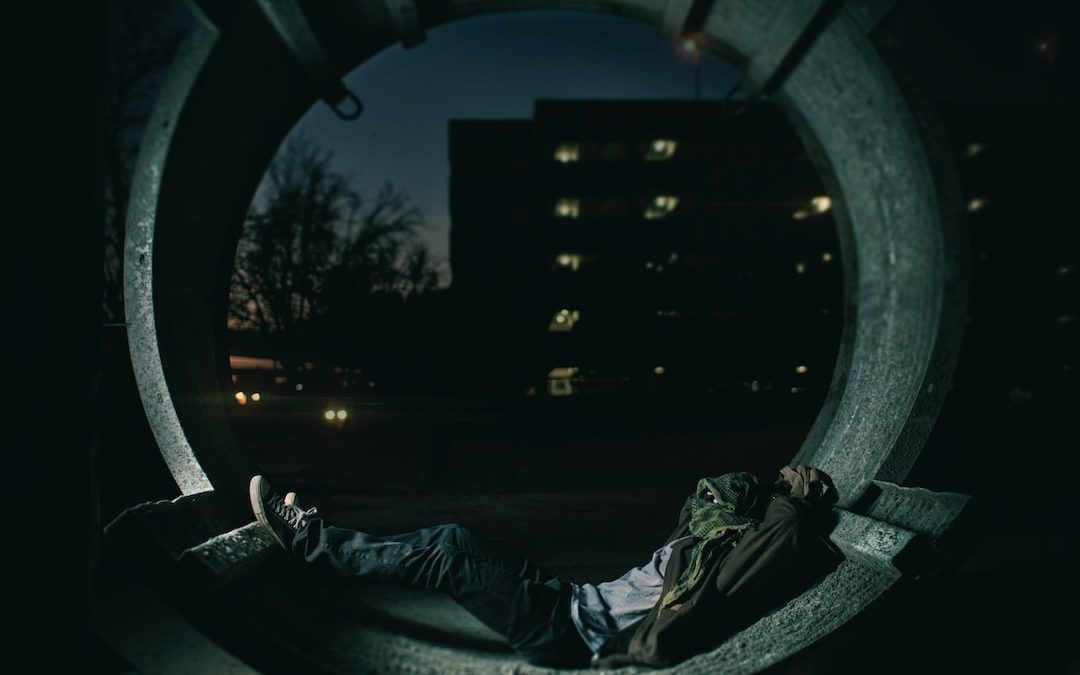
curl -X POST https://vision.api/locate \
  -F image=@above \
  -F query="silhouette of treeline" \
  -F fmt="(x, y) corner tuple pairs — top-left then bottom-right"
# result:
(228, 135), (444, 383)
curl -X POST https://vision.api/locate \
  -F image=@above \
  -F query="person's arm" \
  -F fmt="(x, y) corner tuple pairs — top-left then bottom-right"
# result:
(715, 466), (841, 605)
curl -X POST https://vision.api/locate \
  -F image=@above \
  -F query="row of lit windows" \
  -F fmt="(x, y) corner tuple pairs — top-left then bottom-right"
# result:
(554, 195), (681, 220)
(554, 195), (834, 221)
(554, 139), (678, 164)
(545, 366), (813, 397)
(551, 250), (834, 273)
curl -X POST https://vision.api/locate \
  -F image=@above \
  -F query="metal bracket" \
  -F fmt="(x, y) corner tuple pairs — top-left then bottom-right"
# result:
(385, 0), (426, 49)
(731, 0), (848, 101)
(254, 0), (363, 120)
(660, 0), (718, 40)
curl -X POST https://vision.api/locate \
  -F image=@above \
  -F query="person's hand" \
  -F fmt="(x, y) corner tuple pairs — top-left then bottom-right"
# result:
(778, 465), (838, 507)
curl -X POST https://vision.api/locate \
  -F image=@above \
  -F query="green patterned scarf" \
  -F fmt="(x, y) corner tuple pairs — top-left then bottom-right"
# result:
(661, 472), (764, 609)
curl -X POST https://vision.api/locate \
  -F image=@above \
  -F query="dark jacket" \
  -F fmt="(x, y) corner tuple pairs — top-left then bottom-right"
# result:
(593, 494), (842, 668)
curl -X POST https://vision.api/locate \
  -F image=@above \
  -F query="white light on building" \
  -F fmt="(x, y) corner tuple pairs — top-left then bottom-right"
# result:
(336, 409), (347, 420)
(553, 143), (580, 163)
(294, 383), (304, 392)
(821, 251), (834, 263)
(795, 365), (808, 375)
(548, 309), (580, 332)
(795, 262), (807, 275)
(967, 197), (989, 213)
(645, 139), (678, 161)
(654, 366), (666, 375)
(792, 209), (810, 221)
(811, 195), (832, 214)
(324, 410), (335, 420)
(644, 195), (679, 219)
(555, 198), (581, 219)
(234, 391), (247, 406)
(548, 367), (579, 379)
(965, 142), (986, 158)
(251, 392), (261, 402)
(556, 253), (582, 271)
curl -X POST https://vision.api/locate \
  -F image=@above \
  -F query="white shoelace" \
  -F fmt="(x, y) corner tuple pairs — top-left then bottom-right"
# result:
(270, 494), (318, 529)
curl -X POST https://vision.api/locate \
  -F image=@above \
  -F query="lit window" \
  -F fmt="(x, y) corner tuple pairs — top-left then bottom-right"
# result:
(811, 196), (832, 214)
(554, 198), (580, 219)
(1057, 265), (1075, 277)
(644, 195), (679, 219)
(667, 252), (679, 264)
(749, 380), (761, 393)
(234, 391), (247, 406)
(553, 143), (580, 163)
(790, 386), (803, 394)
(795, 365), (808, 375)
(547, 367), (577, 397)
(548, 378), (574, 397)
(656, 309), (680, 318)
(548, 309), (581, 332)
(821, 251), (834, 263)
(645, 139), (678, 161)
(1058, 314), (1077, 325)
(231, 373), (239, 384)
(555, 253), (582, 271)
(792, 209), (810, 221)
(654, 366), (666, 375)
(795, 262), (807, 275)
(548, 367), (579, 379)
(967, 197), (988, 213)
(273, 375), (288, 384)
(965, 142), (986, 158)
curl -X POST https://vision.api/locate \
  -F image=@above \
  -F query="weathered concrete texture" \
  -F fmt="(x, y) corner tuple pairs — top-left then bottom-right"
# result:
(123, 18), (219, 497)
(182, 522), (277, 583)
(862, 480), (971, 539)
(766, 0), (966, 500)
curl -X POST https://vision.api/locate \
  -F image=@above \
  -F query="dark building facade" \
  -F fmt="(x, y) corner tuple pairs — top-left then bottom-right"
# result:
(449, 100), (844, 404)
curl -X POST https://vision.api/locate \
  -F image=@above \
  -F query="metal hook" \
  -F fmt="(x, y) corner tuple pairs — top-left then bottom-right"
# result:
(329, 89), (363, 121)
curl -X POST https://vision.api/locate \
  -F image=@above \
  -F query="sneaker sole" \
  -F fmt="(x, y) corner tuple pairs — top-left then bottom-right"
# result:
(249, 475), (287, 550)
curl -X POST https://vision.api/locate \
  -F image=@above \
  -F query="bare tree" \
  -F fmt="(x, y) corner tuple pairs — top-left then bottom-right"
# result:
(229, 135), (440, 371)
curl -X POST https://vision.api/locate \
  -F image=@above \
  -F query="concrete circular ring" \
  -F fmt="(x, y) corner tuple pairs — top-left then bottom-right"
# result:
(124, 0), (966, 558)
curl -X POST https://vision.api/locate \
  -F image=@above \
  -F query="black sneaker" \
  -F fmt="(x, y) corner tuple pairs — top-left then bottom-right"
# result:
(249, 475), (318, 550)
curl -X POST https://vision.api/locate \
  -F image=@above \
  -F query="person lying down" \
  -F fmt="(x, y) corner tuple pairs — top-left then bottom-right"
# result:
(249, 465), (842, 668)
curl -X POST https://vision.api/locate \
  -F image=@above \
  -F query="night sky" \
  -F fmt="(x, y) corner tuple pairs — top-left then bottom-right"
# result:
(284, 11), (741, 276)
(269, 2), (1075, 279)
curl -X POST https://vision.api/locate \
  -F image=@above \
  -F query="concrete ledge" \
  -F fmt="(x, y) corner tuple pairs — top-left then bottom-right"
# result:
(859, 480), (971, 539)
(108, 494), (953, 674)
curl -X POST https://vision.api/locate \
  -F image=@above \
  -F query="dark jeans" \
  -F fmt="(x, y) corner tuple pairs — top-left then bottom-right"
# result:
(292, 519), (592, 668)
